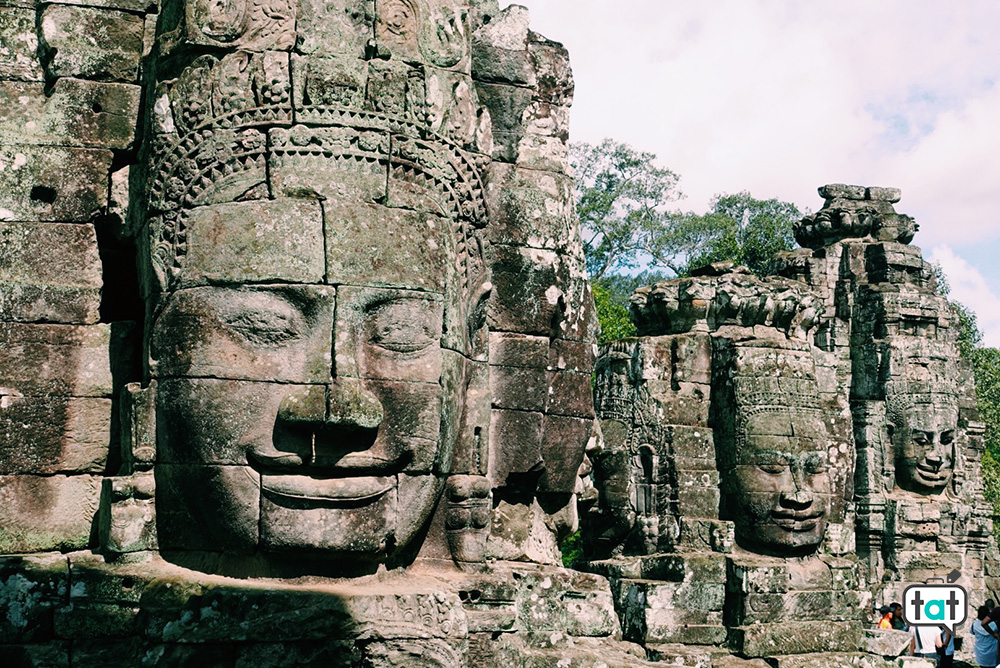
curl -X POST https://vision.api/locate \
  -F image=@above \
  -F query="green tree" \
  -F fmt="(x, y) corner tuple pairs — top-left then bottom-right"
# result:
(592, 282), (636, 343)
(680, 191), (801, 276)
(933, 264), (1000, 525)
(571, 140), (683, 279)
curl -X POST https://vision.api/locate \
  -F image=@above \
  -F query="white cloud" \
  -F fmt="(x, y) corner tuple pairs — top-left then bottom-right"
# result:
(514, 0), (1000, 339)
(927, 246), (1000, 348)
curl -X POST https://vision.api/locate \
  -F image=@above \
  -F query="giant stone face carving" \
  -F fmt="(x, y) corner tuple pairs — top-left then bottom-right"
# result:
(886, 392), (958, 495)
(728, 408), (832, 555)
(143, 0), (494, 568)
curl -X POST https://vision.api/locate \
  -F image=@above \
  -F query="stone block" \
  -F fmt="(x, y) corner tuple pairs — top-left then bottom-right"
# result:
(491, 365), (548, 412)
(0, 475), (98, 553)
(322, 202), (450, 292)
(488, 409), (543, 486)
(133, 643), (235, 668)
(98, 474), (156, 554)
(154, 464), (259, 553)
(728, 589), (863, 625)
(490, 633), (662, 668)
(471, 5), (532, 82)
(677, 518), (734, 553)
(0, 554), (68, 642)
(476, 83), (532, 159)
(471, 43), (534, 87)
(143, 579), (466, 642)
(0, 79), (140, 150)
(0, 323), (112, 397)
(672, 426), (716, 468)
(863, 628), (911, 658)
(53, 602), (138, 639)
(549, 338), (593, 374)
(487, 496), (560, 564)
(527, 35), (574, 107)
(0, 396), (110, 474)
(269, 126), (388, 204)
(511, 567), (619, 638)
(0, 145), (112, 222)
(771, 653), (891, 668)
(538, 414), (589, 493)
(292, 53), (367, 109)
(646, 381), (711, 426)
(181, 198), (325, 286)
(0, 644), (70, 667)
(235, 641), (359, 668)
(39, 5), (143, 82)
(486, 163), (575, 250)
(729, 620), (862, 657)
(490, 332), (550, 368)
(67, 554), (154, 605)
(294, 0), (371, 56)
(0, 8), (42, 81)
(513, 132), (570, 174)
(677, 484), (720, 519)
(546, 369), (594, 418)
(488, 244), (566, 336)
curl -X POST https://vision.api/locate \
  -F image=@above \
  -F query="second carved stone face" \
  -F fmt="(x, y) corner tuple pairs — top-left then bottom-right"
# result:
(729, 410), (832, 556)
(892, 403), (957, 494)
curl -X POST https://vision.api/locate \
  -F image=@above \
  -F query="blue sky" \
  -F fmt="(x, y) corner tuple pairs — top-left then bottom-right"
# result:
(516, 0), (1000, 346)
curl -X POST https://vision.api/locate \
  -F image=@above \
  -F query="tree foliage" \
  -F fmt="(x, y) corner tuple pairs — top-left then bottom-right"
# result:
(572, 140), (802, 281)
(681, 192), (802, 276)
(572, 139), (683, 279)
(592, 282), (636, 343)
(933, 264), (1000, 523)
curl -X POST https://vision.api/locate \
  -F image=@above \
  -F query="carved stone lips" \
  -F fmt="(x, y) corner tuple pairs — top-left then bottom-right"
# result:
(260, 474), (394, 502)
(915, 461), (949, 484)
(770, 509), (824, 531)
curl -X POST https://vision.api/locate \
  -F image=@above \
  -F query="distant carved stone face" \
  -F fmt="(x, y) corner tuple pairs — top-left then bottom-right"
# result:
(729, 410), (832, 556)
(891, 403), (957, 494)
(150, 201), (472, 566)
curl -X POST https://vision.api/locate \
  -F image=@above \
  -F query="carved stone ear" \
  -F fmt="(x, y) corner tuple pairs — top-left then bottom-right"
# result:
(120, 381), (156, 474)
(444, 474), (491, 563)
(100, 381), (159, 558)
(467, 280), (492, 360)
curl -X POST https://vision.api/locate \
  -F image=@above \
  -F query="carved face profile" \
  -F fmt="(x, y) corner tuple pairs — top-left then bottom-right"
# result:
(889, 400), (958, 494)
(727, 409), (832, 556)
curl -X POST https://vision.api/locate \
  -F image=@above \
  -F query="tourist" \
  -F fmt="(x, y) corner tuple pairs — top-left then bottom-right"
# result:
(972, 605), (999, 668)
(878, 605), (894, 629)
(911, 623), (942, 662)
(893, 603), (907, 631)
(936, 626), (955, 667)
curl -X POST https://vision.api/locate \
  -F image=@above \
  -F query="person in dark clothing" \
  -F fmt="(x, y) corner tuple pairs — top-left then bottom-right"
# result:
(891, 602), (907, 631)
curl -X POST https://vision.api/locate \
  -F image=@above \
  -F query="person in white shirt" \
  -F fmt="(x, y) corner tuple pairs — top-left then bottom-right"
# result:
(911, 623), (942, 662)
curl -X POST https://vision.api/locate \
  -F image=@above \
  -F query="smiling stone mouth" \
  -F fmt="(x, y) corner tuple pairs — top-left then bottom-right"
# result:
(915, 463), (949, 481)
(770, 509), (825, 531)
(260, 474), (395, 502)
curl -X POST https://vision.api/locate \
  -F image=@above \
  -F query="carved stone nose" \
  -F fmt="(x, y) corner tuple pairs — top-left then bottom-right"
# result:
(925, 452), (943, 470)
(276, 381), (383, 431)
(327, 377), (383, 431)
(780, 490), (814, 509)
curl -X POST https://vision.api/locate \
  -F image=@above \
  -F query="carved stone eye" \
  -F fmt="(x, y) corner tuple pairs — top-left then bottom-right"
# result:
(380, 0), (415, 36)
(369, 300), (437, 353)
